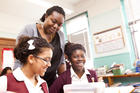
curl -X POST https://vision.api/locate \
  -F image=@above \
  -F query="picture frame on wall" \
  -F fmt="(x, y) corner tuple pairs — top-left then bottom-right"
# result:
(93, 26), (125, 53)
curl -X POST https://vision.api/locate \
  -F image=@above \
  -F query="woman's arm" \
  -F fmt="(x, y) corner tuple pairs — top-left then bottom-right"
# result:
(57, 63), (66, 75)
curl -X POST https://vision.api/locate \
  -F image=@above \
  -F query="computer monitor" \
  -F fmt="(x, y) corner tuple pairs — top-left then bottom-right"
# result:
(63, 82), (105, 93)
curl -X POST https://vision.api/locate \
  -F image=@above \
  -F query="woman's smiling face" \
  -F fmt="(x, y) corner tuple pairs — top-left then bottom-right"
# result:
(43, 11), (64, 35)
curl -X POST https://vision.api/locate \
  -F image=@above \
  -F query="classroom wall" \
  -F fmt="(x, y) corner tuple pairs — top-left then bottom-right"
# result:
(0, 0), (48, 39)
(0, 0), (74, 39)
(0, 0), (136, 69)
(0, 12), (31, 39)
(68, 0), (136, 69)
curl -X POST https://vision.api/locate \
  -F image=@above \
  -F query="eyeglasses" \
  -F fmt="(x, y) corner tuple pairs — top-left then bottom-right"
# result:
(34, 55), (51, 64)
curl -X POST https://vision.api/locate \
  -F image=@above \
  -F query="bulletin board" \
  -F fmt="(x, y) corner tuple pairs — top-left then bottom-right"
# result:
(93, 26), (125, 53)
(2, 48), (15, 69)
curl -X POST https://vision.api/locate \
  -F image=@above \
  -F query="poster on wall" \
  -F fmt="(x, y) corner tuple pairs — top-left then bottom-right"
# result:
(2, 48), (15, 69)
(93, 26), (125, 53)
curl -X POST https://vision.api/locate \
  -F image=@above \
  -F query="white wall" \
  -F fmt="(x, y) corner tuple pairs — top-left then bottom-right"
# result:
(0, 12), (32, 38)
(0, 0), (44, 38)
(67, 0), (120, 19)
(0, 0), (74, 39)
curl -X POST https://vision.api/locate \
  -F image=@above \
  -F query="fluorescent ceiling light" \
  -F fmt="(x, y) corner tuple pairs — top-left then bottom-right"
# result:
(28, 0), (73, 15)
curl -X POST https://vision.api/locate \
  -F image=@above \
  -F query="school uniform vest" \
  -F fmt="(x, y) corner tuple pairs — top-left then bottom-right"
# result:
(49, 69), (98, 93)
(64, 69), (98, 84)
(6, 73), (48, 93)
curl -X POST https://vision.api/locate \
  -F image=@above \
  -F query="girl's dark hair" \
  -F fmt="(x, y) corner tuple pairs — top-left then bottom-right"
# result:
(40, 6), (65, 22)
(64, 41), (74, 56)
(14, 36), (53, 65)
(0, 67), (12, 76)
(65, 42), (86, 60)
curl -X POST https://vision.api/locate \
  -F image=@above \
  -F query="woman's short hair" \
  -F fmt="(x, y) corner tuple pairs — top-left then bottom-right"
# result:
(40, 6), (65, 22)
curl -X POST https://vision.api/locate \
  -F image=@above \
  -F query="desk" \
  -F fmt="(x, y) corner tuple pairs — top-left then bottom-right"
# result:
(101, 73), (140, 86)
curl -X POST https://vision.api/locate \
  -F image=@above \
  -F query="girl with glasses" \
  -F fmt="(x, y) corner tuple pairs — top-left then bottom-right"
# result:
(0, 36), (53, 93)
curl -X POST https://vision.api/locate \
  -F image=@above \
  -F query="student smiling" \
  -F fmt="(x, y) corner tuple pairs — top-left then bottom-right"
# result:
(0, 36), (53, 93)
(49, 43), (98, 93)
